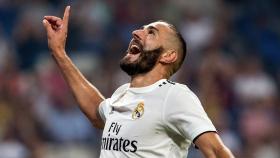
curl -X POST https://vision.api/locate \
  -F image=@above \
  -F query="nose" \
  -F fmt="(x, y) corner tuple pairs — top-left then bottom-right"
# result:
(132, 29), (142, 41)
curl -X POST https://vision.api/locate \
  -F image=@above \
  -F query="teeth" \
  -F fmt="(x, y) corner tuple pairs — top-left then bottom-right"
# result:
(131, 44), (139, 49)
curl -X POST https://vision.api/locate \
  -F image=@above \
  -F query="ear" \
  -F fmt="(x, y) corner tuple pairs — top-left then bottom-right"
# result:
(159, 50), (178, 64)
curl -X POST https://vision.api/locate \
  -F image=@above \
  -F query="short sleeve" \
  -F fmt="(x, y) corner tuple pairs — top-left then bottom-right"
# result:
(98, 98), (111, 122)
(163, 85), (216, 142)
(98, 83), (130, 123)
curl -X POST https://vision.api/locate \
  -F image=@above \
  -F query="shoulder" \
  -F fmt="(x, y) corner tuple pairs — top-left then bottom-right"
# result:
(167, 81), (193, 97)
(166, 81), (202, 107)
(112, 83), (130, 97)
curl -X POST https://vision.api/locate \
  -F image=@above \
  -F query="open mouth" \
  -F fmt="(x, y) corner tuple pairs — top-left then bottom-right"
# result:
(128, 39), (142, 55)
(129, 44), (141, 54)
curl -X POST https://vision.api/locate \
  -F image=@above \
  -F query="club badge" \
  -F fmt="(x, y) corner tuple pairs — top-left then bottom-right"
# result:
(132, 102), (144, 120)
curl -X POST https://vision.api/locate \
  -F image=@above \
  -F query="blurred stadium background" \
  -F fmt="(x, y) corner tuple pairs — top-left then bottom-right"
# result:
(0, 0), (279, 158)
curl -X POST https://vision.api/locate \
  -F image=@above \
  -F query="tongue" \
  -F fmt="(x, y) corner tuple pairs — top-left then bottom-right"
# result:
(130, 46), (140, 54)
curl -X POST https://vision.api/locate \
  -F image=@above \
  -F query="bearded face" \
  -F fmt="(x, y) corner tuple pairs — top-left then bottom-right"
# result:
(120, 38), (163, 76)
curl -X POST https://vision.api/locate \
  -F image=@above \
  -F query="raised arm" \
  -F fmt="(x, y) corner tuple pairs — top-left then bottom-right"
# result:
(42, 6), (104, 129)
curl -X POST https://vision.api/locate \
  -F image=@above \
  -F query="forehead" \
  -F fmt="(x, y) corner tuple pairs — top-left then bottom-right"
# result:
(145, 21), (170, 28)
(143, 22), (174, 34)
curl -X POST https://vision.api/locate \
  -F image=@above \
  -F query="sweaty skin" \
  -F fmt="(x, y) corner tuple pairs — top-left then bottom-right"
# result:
(43, 6), (234, 158)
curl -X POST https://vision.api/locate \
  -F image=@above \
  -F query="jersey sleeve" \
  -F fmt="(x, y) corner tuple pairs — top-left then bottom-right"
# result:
(98, 98), (111, 122)
(98, 83), (130, 122)
(163, 85), (216, 142)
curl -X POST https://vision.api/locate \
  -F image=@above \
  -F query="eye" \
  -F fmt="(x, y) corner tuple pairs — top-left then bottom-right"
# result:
(148, 29), (155, 35)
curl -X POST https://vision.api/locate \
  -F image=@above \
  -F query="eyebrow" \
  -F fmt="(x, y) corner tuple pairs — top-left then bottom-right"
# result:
(141, 25), (159, 32)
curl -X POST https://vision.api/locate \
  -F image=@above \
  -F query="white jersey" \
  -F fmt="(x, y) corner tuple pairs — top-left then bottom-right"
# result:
(98, 79), (216, 158)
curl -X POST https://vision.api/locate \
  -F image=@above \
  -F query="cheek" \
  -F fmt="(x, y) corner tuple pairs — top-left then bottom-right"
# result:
(143, 40), (161, 51)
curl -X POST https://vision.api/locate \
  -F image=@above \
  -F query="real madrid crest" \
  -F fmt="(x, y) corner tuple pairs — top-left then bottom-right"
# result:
(132, 102), (144, 120)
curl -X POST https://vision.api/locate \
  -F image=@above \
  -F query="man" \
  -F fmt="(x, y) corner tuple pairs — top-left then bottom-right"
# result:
(43, 6), (234, 158)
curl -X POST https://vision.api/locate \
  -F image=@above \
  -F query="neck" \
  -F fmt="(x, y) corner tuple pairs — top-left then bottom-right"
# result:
(130, 66), (168, 87)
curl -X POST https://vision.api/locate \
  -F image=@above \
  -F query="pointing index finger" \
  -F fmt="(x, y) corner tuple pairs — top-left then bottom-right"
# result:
(63, 6), (71, 26)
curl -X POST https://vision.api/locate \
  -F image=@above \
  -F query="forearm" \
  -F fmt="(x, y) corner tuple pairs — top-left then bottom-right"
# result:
(52, 50), (105, 128)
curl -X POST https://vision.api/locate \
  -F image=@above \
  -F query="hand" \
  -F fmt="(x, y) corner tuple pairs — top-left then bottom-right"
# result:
(43, 6), (70, 55)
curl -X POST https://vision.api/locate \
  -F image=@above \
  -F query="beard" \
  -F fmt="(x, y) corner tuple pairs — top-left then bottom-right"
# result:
(120, 47), (163, 76)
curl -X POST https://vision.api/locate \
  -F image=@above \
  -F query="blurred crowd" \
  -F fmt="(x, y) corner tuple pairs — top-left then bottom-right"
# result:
(0, 0), (279, 158)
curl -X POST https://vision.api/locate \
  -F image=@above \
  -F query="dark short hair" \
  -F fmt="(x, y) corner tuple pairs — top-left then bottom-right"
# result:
(173, 30), (187, 71)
